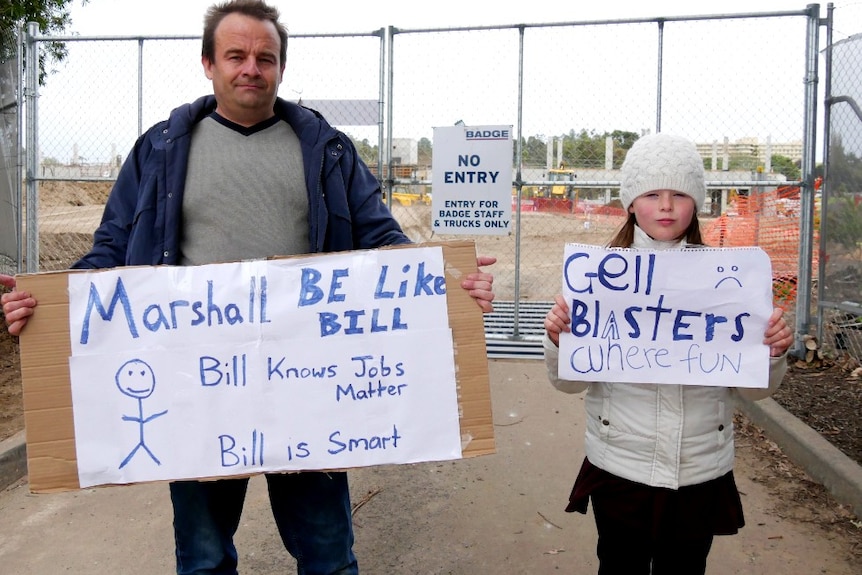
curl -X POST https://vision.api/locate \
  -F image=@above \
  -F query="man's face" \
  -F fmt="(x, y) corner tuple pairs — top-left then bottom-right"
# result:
(202, 12), (284, 126)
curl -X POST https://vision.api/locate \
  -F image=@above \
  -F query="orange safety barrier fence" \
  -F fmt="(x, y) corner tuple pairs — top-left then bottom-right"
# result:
(702, 185), (818, 308)
(519, 187), (815, 308)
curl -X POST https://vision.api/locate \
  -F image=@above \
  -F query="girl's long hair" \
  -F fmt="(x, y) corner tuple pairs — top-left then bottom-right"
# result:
(606, 212), (704, 248)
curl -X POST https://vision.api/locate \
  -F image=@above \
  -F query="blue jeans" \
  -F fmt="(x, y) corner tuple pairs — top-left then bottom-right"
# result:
(170, 472), (358, 575)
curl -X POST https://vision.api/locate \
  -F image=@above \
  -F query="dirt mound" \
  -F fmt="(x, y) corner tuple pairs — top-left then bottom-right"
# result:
(39, 181), (112, 208)
(0, 318), (20, 442)
(37, 232), (95, 272)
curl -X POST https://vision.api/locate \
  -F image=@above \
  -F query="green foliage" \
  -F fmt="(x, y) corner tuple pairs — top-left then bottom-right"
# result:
(516, 129), (640, 170)
(0, 26), (13, 62)
(417, 137), (432, 166)
(829, 135), (862, 196)
(772, 276), (797, 305)
(823, 136), (862, 250)
(517, 134), (548, 168)
(0, 0), (87, 84)
(566, 130), (604, 168)
(728, 153), (760, 171)
(771, 154), (801, 181)
(826, 194), (862, 251)
(349, 136), (378, 166)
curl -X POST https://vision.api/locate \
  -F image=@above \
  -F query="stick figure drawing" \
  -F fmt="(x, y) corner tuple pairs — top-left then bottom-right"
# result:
(115, 359), (168, 469)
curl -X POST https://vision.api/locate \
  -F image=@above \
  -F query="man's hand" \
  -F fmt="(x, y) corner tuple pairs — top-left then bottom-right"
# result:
(1, 274), (37, 337)
(462, 255), (496, 313)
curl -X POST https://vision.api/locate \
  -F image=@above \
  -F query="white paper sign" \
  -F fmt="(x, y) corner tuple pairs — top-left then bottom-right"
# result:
(558, 244), (774, 388)
(66, 247), (462, 487)
(431, 125), (513, 235)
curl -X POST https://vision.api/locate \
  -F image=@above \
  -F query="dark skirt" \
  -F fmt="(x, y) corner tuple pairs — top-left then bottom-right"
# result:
(566, 457), (745, 538)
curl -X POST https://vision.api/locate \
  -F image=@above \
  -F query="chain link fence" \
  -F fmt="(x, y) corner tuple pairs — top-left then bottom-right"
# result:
(8, 5), (860, 365)
(385, 14), (812, 306)
(819, 31), (862, 365)
(24, 30), (384, 272)
(0, 26), (17, 278)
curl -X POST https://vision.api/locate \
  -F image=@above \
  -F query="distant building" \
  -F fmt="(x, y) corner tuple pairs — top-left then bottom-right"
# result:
(391, 138), (418, 165)
(696, 137), (803, 170)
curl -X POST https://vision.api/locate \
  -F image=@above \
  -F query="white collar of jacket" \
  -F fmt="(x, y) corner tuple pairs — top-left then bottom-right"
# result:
(632, 224), (686, 250)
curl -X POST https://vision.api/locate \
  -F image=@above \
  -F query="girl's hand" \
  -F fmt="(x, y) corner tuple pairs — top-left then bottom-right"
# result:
(764, 308), (793, 357)
(544, 294), (571, 347)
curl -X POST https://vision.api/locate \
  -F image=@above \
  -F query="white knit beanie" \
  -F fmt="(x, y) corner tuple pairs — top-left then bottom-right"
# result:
(619, 133), (706, 211)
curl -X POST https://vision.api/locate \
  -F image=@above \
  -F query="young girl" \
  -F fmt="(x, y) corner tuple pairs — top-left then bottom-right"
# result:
(543, 133), (794, 575)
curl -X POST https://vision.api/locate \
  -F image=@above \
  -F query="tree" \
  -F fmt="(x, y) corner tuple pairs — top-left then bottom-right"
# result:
(566, 129), (603, 168)
(771, 154), (801, 181)
(607, 130), (639, 168)
(0, 0), (87, 84)
(348, 136), (377, 166)
(828, 134), (862, 196)
(728, 153), (760, 172)
(517, 135), (548, 168)
(514, 130), (640, 170)
(417, 137), (432, 167)
(557, 129), (639, 170)
(825, 194), (862, 251)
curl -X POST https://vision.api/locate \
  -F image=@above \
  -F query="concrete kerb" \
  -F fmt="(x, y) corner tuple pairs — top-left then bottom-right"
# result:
(738, 396), (862, 518)
(0, 430), (25, 491)
(2, 394), (861, 520)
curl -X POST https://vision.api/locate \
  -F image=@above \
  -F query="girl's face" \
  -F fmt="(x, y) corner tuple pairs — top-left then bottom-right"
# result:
(628, 189), (696, 242)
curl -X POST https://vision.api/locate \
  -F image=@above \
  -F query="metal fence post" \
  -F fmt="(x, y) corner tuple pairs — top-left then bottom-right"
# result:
(384, 26), (395, 210)
(24, 22), (39, 274)
(793, 3), (822, 355)
(512, 25), (526, 337)
(378, 27), (388, 208)
(16, 26), (23, 272)
(816, 3), (834, 347)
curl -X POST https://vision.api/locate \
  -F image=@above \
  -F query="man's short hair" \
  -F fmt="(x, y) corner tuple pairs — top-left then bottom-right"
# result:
(202, 0), (288, 67)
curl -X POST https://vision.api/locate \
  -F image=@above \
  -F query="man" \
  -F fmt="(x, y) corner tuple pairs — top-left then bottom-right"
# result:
(1, 1), (495, 573)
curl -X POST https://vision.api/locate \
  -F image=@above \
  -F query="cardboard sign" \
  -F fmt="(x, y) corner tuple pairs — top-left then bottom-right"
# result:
(431, 125), (513, 235)
(558, 244), (774, 388)
(17, 241), (495, 492)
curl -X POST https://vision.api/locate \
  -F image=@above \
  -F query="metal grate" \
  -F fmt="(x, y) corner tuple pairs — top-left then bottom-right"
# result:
(483, 300), (552, 359)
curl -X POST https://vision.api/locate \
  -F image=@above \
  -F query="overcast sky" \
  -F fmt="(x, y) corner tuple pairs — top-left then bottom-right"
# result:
(35, 0), (859, 165)
(67, 0), (862, 39)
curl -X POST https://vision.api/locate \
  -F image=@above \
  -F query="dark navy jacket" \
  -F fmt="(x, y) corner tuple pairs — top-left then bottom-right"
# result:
(73, 95), (408, 269)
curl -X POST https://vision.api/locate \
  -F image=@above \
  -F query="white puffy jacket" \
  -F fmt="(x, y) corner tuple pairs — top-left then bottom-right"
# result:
(545, 227), (788, 489)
